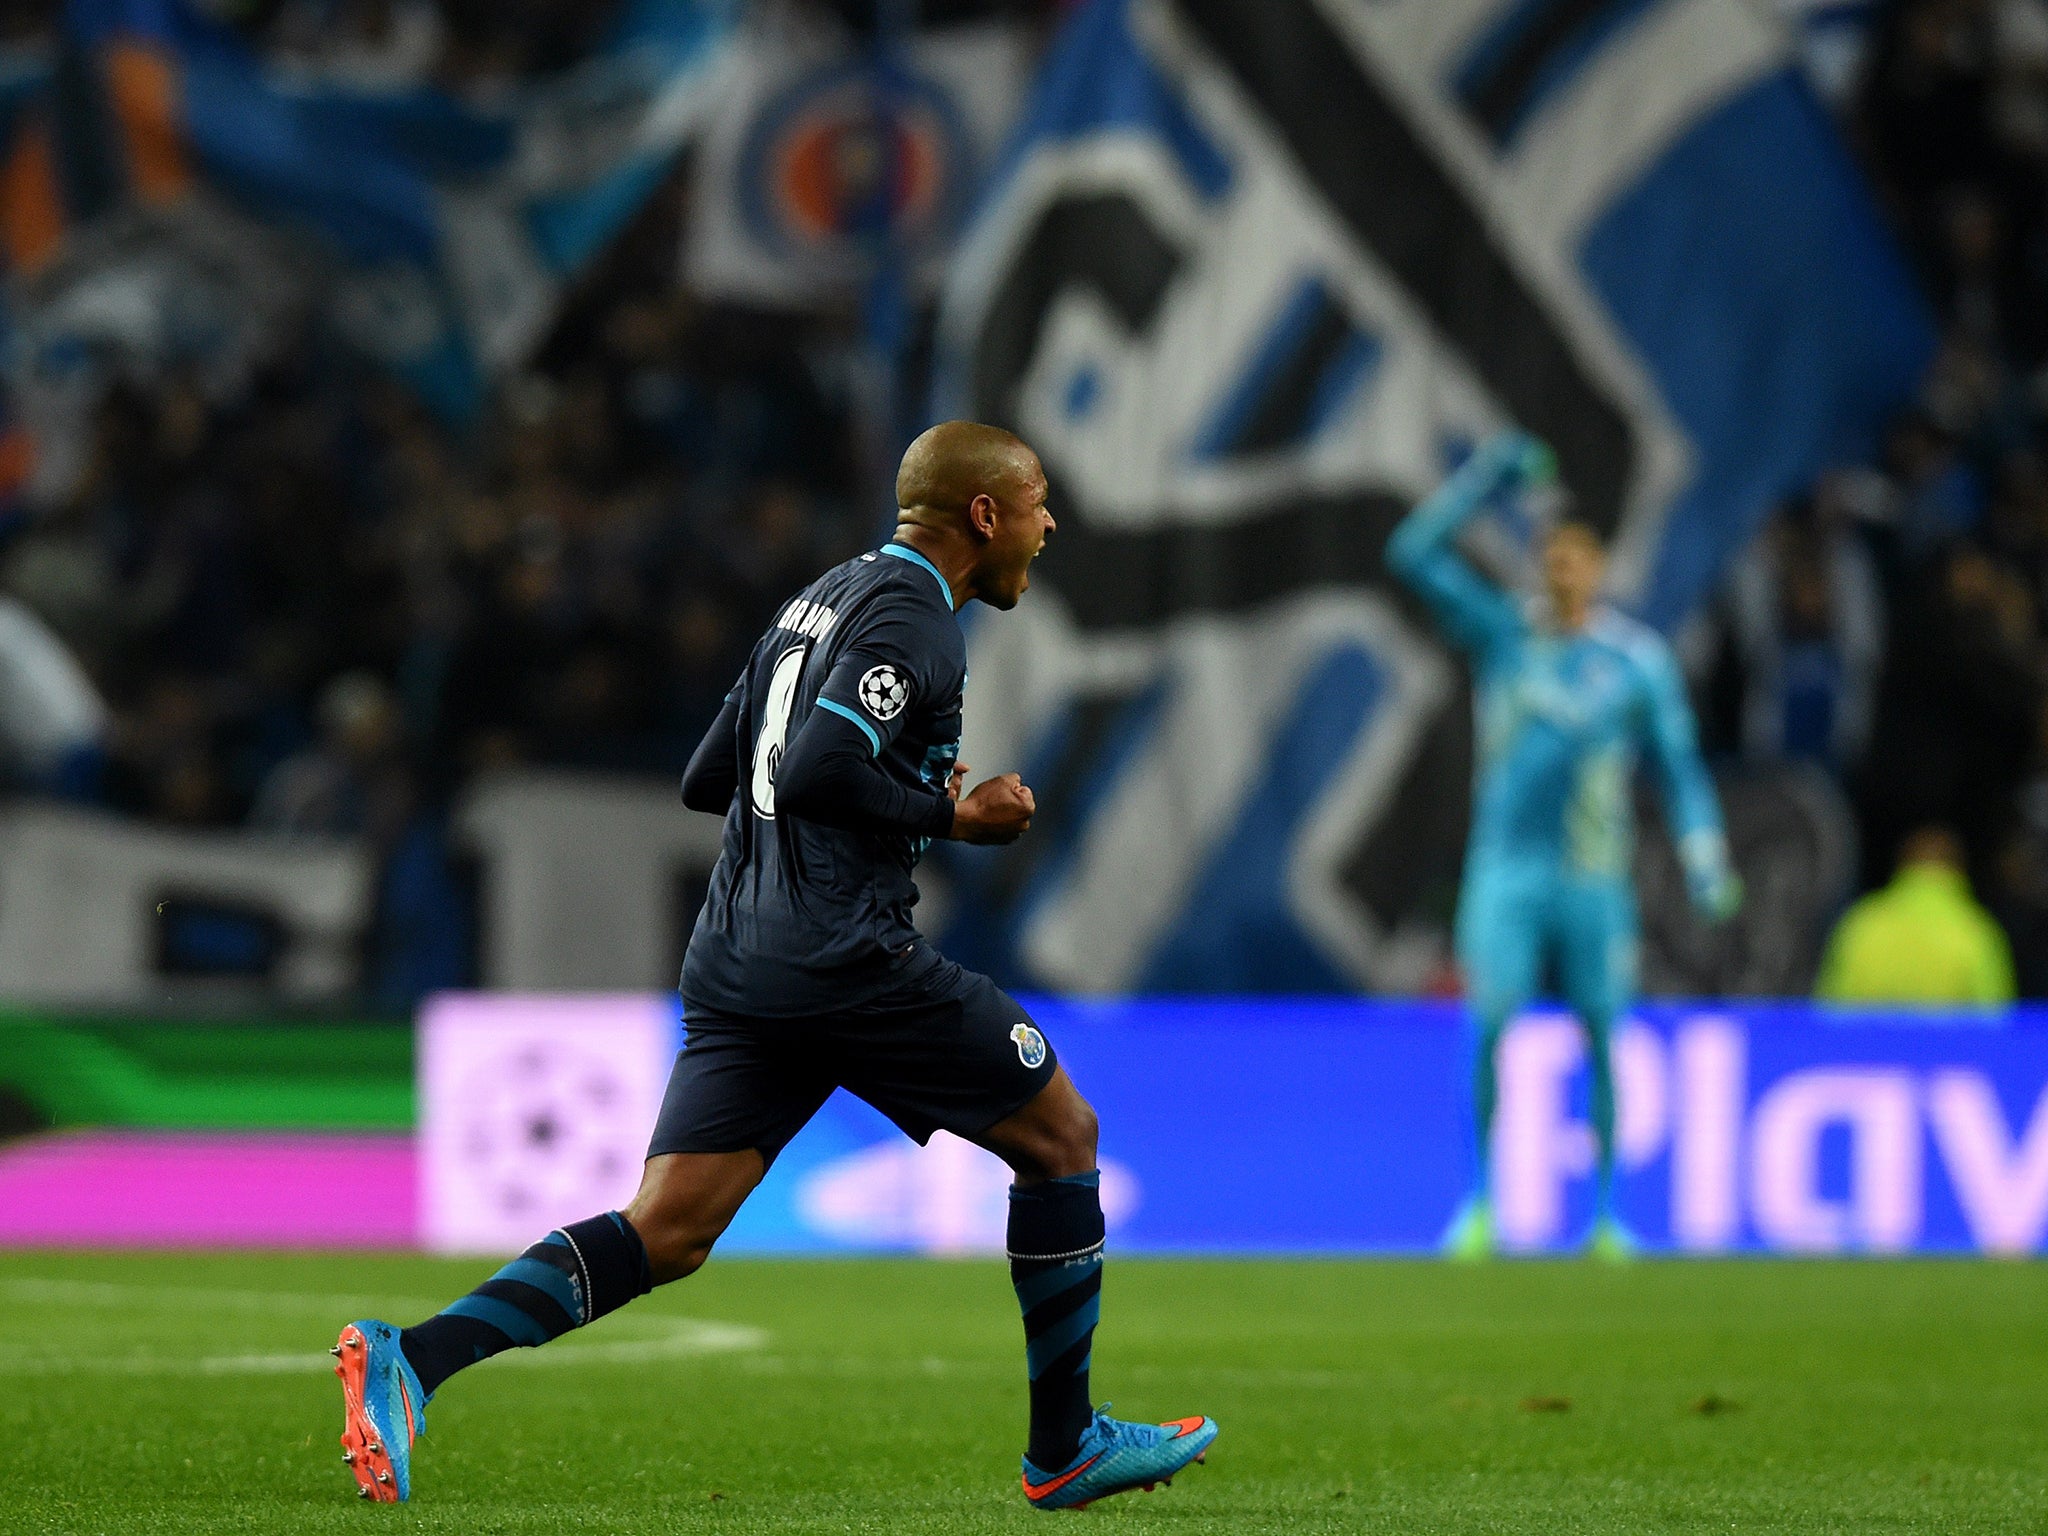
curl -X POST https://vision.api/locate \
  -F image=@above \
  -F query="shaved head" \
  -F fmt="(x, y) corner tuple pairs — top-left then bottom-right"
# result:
(890, 420), (1054, 611)
(896, 421), (1040, 525)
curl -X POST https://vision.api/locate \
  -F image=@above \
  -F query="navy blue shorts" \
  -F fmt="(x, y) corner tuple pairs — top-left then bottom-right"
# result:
(650, 954), (1058, 1165)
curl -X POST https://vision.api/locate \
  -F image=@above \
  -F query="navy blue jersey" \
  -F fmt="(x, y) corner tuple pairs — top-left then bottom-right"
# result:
(681, 543), (966, 1015)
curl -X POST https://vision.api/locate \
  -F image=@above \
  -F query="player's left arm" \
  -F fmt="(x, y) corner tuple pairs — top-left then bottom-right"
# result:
(775, 710), (958, 839)
(776, 612), (960, 839)
(1639, 636), (1741, 921)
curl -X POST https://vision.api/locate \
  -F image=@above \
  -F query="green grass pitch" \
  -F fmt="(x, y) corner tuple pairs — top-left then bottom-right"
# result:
(1, 1252), (2043, 1533)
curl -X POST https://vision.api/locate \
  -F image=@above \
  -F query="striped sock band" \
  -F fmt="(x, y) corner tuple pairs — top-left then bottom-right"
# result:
(1009, 1171), (1105, 1470)
(400, 1211), (651, 1397)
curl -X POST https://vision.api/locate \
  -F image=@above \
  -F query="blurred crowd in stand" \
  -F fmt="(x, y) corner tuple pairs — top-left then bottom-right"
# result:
(0, 0), (1072, 812)
(0, 0), (1065, 1001)
(2, 188), (881, 1000)
(1693, 0), (2048, 995)
(8, 0), (2048, 1000)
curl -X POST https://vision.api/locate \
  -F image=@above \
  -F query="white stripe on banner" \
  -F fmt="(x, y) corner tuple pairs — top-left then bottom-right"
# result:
(1021, 616), (1279, 991)
(1351, 0), (1519, 80)
(1017, 592), (1447, 991)
(1502, 0), (1788, 252)
(1301, 0), (1696, 605)
(932, 0), (1929, 993)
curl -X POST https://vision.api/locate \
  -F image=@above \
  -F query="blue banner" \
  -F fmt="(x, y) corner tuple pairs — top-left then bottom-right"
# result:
(927, 0), (1933, 998)
(717, 1000), (2048, 1256)
(17, 0), (730, 420)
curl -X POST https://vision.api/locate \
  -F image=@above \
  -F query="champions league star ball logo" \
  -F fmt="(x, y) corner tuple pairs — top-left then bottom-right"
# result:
(1010, 1022), (1048, 1069)
(859, 664), (910, 721)
(455, 1043), (643, 1221)
(420, 995), (680, 1255)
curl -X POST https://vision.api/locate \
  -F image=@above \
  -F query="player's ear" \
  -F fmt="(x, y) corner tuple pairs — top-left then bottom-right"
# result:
(968, 492), (999, 541)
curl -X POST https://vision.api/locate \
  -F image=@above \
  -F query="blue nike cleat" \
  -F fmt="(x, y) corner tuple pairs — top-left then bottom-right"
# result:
(332, 1320), (426, 1502)
(1020, 1405), (1218, 1511)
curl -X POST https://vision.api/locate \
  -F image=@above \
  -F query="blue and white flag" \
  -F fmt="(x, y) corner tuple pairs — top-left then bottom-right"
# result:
(13, 0), (733, 423)
(928, 0), (1934, 995)
(684, 15), (1030, 307)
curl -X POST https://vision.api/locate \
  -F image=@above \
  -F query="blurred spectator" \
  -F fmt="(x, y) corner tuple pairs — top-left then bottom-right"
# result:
(1860, 0), (1999, 260)
(247, 666), (469, 1006)
(1994, 818), (2048, 995)
(1882, 409), (1988, 552)
(1817, 826), (2017, 1004)
(251, 671), (409, 839)
(0, 595), (107, 798)
(1934, 185), (2044, 363)
(1709, 489), (1885, 769)
(1859, 541), (2039, 887)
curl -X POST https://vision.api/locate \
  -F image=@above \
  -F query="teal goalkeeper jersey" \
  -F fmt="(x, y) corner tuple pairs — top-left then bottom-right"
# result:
(1387, 442), (1729, 886)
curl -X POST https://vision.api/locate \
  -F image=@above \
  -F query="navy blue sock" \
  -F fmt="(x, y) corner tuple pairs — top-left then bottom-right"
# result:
(1009, 1171), (1104, 1469)
(400, 1211), (651, 1397)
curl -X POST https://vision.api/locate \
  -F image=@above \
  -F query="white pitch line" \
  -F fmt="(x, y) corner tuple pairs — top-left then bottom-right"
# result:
(723, 1353), (1367, 1391)
(0, 1317), (768, 1378)
(487, 1319), (769, 1367)
(0, 1278), (450, 1316)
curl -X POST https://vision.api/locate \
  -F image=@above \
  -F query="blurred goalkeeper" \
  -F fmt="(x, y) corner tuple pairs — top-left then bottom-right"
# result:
(1388, 431), (1739, 1260)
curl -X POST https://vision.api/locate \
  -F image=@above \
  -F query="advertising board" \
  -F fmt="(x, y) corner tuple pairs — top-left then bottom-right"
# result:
(416, 996), (2048, 1256)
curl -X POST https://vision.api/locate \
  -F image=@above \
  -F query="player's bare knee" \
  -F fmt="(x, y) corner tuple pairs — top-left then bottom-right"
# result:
(1073, 1094), (1102, 1162)
(621, 1151), (762, 1284)
(1040, 1093), (1099, 1179)
(624, 1187), (726, 1285)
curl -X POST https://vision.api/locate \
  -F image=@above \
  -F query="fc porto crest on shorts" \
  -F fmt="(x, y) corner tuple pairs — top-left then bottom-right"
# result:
(1010, 1021), (1048, 1069)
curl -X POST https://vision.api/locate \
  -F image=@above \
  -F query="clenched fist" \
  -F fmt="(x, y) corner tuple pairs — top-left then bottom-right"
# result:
(949, 772), (1036, 845)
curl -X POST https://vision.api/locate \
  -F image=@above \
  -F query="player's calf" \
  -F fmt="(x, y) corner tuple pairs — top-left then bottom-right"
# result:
(1007, 1170), (1106, 1470)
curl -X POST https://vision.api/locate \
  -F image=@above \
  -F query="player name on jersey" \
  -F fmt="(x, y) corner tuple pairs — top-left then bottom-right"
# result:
(775, 599), (839, 640)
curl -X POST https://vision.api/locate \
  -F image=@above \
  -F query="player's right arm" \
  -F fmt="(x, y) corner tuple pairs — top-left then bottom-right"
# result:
(776, 714), (1034, 844)
(680, 685), (744, 814)
(1384, 431), (1545, 654)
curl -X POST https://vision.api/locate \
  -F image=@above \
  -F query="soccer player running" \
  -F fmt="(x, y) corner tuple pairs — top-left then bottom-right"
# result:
(331, 422), (1216, 1507)
(1387, 431), (1739, 1261)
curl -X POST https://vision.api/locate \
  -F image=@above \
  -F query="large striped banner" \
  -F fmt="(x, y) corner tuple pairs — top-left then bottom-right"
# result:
(925, 0), (1933, 996)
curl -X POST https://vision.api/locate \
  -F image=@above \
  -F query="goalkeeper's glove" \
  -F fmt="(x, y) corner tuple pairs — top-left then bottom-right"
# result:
(1681, 831), (1743, 923)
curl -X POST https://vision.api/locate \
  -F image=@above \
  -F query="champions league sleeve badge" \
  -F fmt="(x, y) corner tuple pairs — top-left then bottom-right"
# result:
(859, 664), (911, 721)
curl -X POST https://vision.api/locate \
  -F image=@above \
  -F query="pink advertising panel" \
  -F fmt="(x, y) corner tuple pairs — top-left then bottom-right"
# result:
(417, 993), (677, 1255)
